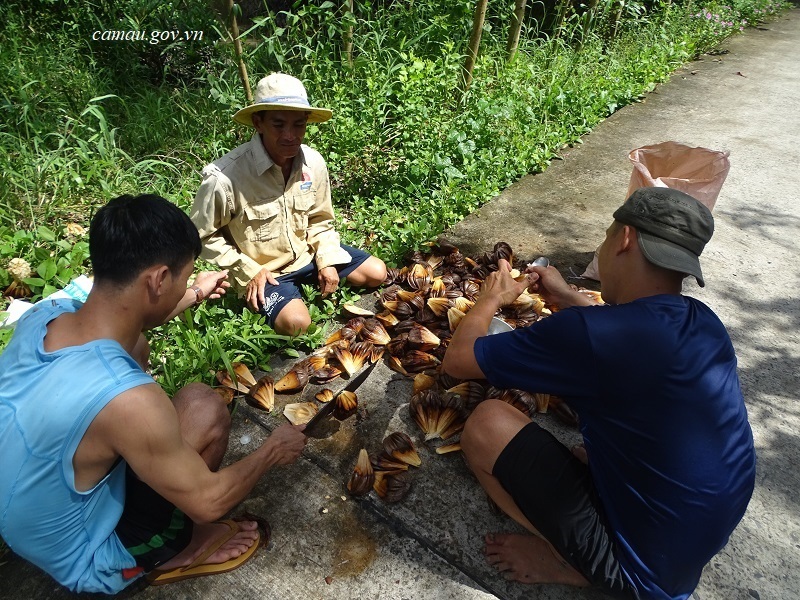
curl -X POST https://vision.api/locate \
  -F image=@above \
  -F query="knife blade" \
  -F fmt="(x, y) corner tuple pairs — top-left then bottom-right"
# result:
(303, 361), (377, 437)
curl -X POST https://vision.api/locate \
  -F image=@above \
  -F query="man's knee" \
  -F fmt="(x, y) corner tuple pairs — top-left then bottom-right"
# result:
(462, 400), (500, 455)
(273, 300), (312, 336)
(173, 383), (231, 467)
(174, 383), (231, 433)
(348, 256), (387, 288)
(174, 381), (217, 405)
(366, 257), (388, 286)
(462, 400), (528, 469)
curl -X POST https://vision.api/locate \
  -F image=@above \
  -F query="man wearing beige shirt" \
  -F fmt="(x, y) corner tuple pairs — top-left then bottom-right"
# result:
(191, 73), (386, 335)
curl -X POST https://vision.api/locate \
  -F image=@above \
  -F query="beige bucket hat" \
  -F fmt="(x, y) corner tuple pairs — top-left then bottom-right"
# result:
(232, 73), (332, 126)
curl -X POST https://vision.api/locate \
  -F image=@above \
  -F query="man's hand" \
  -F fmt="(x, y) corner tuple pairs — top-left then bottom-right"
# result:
(526, 265), (597, 309)
(264, 424), (307, 466)
(192, 270), (231, 302)
(442, 260), (528, 380)
(318, 266), (340, 296)
(479, 259), (532, 310)
(246, 268), (279, 312)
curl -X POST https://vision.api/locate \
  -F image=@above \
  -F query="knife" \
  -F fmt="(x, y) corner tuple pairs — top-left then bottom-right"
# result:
(303, 361), (377, 438)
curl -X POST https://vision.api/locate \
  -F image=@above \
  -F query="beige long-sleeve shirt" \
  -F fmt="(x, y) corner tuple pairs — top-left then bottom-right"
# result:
(190, 133), (352, 292)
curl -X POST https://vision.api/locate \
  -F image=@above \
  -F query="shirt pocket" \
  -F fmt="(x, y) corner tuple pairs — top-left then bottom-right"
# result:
(243, 201), (281, 242)
(292, 186), (316, 232)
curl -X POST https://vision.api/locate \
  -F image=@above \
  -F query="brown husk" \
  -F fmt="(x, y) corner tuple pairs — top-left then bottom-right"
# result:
(315, 388), (335, 403)
(435, 442), (462, 454)
(360, 318), (391, 345)
(333, 390), (358, 420)
(246, 375), (275, 411)
(346, 449), (375, 496)
(382, 432), (421, 467)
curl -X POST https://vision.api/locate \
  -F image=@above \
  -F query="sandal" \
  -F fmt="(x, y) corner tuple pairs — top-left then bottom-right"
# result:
(146, 518), (264, 586)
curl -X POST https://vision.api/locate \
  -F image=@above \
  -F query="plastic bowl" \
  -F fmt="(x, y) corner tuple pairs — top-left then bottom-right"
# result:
(487, 317), (514, 335)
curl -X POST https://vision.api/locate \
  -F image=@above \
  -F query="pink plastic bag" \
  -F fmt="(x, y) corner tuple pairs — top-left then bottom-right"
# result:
(626, 142), (730, 210)
(582, 142), (730, 281)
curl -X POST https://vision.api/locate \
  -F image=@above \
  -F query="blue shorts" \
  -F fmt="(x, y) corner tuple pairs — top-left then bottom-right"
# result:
(258, 244), (372, 326)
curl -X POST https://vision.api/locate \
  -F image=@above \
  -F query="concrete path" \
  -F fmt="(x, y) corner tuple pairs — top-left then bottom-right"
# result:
(2, 10), (798, 600)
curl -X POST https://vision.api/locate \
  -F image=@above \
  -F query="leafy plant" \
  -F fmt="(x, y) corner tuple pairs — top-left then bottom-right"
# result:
(302, 281), (363, 324)
(0, 225), (89, 301)
(147, 295), (313, 396)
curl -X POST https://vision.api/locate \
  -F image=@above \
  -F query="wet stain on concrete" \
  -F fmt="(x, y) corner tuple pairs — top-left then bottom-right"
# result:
(331, 511), (378, 578)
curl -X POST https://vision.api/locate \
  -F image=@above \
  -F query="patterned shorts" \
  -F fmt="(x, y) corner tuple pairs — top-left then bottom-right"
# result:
(258, 244), (371, 325)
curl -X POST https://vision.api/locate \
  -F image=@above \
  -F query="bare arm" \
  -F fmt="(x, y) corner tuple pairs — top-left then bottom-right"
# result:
(165, 270), (231, 322)
(99, 385), (305, 523)
(443, 262), (599, 381)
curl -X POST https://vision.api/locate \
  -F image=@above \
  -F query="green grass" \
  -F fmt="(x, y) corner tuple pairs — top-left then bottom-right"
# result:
(0, 0), (790, 385)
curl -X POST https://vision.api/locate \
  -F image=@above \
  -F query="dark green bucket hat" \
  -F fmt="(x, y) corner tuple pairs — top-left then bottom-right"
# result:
(613, 187), (714, 286)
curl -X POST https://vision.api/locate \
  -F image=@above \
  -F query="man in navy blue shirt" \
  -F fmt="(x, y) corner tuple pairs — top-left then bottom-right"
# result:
(442, 187), (755, 600)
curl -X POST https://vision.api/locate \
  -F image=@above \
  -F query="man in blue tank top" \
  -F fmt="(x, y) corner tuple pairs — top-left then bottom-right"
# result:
(442, 187), (756, 600)
(0, 195), (307, 593)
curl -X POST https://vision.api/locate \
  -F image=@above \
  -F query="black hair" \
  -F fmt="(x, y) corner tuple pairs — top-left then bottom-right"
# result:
(89, 194), (201, 285)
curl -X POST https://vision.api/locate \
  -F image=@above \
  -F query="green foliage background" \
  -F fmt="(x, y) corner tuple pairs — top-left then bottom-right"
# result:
(0, 0), (790, 391)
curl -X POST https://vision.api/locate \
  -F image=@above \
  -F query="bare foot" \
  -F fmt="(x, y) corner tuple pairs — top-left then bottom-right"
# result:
(484, 533), (589, 587)
(157, 520), (259, 571)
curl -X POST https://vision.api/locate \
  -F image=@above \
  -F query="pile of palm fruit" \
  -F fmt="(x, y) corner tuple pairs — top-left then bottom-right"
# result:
(217, 241), (597, 503)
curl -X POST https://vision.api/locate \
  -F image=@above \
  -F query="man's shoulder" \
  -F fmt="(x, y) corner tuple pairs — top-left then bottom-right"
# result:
(632, 294), (725, 327)
(0, 300), (77, 362)
(203, 139), (255, 178)
(301, 143), (324, 161)
(300, 144), (326, 169)
(101, 381), (168, 418)
(582, 294), (713, 319)
(580, 294), (732, 357)
(19, 298), (80, 327)
(42, 340), (150, 392)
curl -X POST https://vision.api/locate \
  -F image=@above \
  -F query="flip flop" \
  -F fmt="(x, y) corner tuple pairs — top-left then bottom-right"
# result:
(146, 519), (260, 586)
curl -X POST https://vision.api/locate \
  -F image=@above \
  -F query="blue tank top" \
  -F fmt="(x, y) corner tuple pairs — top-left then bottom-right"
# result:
(475, 294), (756, 600)
(0, 299), (155, 593)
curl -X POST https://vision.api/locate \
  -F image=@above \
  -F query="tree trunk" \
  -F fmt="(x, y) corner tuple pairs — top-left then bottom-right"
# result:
(552, 0), (573, 40)
(506, 0), (527, 62)
(227, 0), (253, 103)
(578, 0), (600, 46)
(611, 0), (625, 41)
(460, 0), (489, 98)
(343, 0), (354, 67)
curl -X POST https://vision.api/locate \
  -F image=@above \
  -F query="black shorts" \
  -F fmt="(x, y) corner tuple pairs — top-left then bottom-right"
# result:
(492, 422), (638, 599)
(258, 244), (372, 325)
(115, 466), (193, 573)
